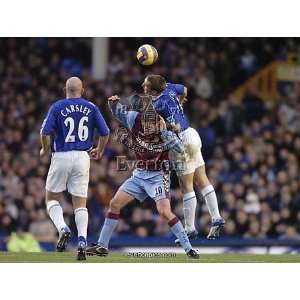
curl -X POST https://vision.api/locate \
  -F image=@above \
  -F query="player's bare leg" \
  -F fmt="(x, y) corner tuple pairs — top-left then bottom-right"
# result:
(45, 191), (71, 252)
(193, 165), (225, 239)
(156, 198), (199, 259)
(72, 196), (88, 260)
(86, 190), (134, 256)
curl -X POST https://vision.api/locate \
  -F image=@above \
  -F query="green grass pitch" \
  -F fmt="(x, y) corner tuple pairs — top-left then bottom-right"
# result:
(1, 251), (300, 263)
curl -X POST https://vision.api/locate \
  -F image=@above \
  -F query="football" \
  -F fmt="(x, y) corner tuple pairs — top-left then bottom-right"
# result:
(136, 44), (158, 66)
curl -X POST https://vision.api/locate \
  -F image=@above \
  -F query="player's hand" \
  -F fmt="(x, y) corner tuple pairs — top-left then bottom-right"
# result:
(108, 95), (120, 102)
(172, 123), (181, 133)
(89, 148), (102, 160)
(180, 96), (188, 105)
(158, 116), (167, 131)
(39, 148), (46, 157)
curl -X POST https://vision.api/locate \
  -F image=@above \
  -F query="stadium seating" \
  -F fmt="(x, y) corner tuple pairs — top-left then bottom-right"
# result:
(1, 38), (300, 250)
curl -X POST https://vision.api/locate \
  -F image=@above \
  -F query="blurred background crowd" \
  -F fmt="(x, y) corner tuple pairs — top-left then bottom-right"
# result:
(1, 37), (300, 250)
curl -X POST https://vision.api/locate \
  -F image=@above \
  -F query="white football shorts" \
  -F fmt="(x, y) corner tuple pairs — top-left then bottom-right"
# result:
(46, 151), (90, 197)
(174, 127), (205, 176)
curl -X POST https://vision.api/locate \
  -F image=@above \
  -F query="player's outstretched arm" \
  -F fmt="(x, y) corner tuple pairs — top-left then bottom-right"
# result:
(183, 86), (188, 98)
(108, 95), (138, 130)
(172, 82), (188, 104)
(180, 89), (188, 105)
(170, 82), (187, 98)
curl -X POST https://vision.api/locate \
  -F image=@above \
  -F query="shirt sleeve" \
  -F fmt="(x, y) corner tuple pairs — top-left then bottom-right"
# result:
(40, 104), (56, 135)
(94, 107), (110, 136)
(168, 83), (185, 96)
(108, 101), (139, 129)
(160, 129), (184, 153)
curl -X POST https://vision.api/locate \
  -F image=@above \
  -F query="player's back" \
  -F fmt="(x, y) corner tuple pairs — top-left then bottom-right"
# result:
(42, 97), (107, 152)
(42, 96), (109, 200)
(163, 83), (182, 98)
(154, 83), (189, 130)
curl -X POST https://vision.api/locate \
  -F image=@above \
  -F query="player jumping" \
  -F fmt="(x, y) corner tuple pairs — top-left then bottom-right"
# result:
(40, 77), (110, 260)
(142, 75), (225, 241)
(86, 94), (199, 259)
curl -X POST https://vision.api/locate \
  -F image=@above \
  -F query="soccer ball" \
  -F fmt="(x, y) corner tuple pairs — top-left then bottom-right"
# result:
(137, 44), (158, 66)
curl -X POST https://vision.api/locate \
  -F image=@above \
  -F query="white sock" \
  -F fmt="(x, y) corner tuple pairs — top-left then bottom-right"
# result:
(201, 185), (221, 221)
(74, 207), (88, 239)
(183, 191), (197, 233)
(46, 200), (67, 232)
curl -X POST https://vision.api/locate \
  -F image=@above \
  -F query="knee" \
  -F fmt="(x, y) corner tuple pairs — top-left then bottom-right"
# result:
(156, 205), (165, 217)
(179, 178), (194, 194)
(194, 171), (210, 189)
(182, 183), (194, 194)
(157, 203), (173, 220)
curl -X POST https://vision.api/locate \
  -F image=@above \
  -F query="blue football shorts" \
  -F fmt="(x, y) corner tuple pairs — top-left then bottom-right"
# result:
(119, 168), (170, 202)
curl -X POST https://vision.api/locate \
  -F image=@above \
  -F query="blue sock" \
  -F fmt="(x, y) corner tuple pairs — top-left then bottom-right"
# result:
(169, 217), (192, 253)
(98, 213), (119, 248)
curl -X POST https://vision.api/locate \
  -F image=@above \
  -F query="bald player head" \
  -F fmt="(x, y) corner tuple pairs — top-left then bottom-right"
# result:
(64, 77), (84, 98)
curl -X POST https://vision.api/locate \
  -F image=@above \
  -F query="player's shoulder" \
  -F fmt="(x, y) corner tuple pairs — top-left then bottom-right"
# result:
(165, 82), (185, 97)
(74, 97), (100, 114)
(80, 97), (98, 109)
(158, 93), (173, 104)
(166, 82), (183, 91)
(154, 93), (168, 104)
(52, 98), (66, 106)
(47, 98), (65, 111)
(166, 82), (176, 90)
(161, 83), (175, 96)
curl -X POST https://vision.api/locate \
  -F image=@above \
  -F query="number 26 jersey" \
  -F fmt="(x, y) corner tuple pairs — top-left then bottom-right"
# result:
(41, 97), (110, 152)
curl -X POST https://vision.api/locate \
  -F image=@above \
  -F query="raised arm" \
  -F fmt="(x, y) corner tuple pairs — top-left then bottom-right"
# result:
(168, 82), (187, 97)
(180, 86), (188, 104)
(167, 82), (187, 105)
(108, 95), (139, 130)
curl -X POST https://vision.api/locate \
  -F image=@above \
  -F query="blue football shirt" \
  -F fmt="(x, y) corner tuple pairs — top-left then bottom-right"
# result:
(152, 83), (189, 130)
(41, 97), (110, 152)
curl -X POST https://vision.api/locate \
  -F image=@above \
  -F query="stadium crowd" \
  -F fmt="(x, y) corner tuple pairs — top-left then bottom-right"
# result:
(1, 37), (300, 248)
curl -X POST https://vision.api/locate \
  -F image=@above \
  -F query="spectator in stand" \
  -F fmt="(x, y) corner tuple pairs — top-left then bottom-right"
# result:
(2, 37), (300, 247)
